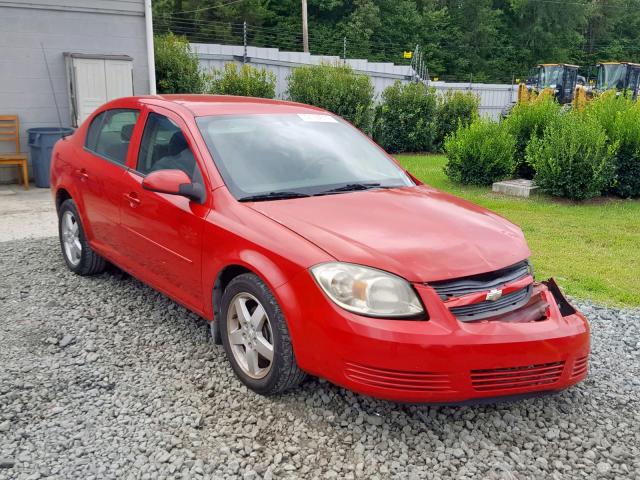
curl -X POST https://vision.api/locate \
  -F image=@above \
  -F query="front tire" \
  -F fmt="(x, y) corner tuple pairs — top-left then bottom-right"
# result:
(219, 273), (306, 395)
(58, 199), (106, 275)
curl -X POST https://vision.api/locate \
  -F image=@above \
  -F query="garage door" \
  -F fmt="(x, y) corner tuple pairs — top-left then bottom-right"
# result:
(65, 54), (134, 126)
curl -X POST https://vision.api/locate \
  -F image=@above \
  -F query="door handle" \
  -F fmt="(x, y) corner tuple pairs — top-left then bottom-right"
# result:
(76, 168), (89, 182)
(124, 192), (141, 207)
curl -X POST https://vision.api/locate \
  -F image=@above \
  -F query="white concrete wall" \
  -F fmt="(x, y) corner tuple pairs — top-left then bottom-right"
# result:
(0, 0), (150, 184)
(430, 82), (517, 118)
(193, 43), (415, 104)
(193, 43), (517, 118)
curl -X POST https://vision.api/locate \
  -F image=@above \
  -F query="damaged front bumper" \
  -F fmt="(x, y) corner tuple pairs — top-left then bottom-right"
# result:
(278, 270), (590, 403)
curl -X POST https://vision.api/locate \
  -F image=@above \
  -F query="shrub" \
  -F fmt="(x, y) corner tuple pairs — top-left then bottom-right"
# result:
(287, 63), (374, 132)
(608, 110), (640, 197)
(434, 91), (479, 151)
(154, 33), (206, 94)
(373, 81), (437, 153)
(444, 118), (516, 185)
(207, 63), (276, 99)
(585, 90), (633, 136)
(609, 105), (640, 197)
(503, 95), (561, 178)
(526, 112), (616, 200)
(586, 92), (640, 197)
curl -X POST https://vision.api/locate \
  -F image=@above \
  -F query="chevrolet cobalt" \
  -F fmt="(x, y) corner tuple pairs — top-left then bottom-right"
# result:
(51, 95), (589, 403)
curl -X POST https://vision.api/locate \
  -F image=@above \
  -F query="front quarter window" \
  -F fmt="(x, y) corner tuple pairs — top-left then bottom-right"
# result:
(196, 113), (413, 199)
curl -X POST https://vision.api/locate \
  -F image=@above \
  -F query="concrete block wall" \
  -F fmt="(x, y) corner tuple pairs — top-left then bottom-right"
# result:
(0, 0), (151, 184)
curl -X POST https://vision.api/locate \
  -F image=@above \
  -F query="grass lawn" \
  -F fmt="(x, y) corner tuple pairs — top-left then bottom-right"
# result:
(398, 154), (640, 307)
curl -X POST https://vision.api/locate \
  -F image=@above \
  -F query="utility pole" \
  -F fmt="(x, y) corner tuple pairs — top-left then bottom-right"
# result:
(412, 44), (420, 82)
(301, 0), (309, 53)
(243, 20), (247, 64)
(343, 37), (347, 61)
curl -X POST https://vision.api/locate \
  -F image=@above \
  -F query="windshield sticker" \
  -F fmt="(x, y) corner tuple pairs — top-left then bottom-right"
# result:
(297, 114), (338, 123)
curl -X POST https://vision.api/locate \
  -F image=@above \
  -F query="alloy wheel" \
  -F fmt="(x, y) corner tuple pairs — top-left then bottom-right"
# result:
(226, 292), (274, 379)
(61, 210), (82, 267)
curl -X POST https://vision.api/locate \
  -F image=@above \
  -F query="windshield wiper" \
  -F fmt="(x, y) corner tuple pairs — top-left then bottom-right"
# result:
(238, 191), (311, 202)
(316, 183), (383, 195)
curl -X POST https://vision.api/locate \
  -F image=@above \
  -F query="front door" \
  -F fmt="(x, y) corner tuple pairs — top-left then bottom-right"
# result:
(119, 107), (207, 311)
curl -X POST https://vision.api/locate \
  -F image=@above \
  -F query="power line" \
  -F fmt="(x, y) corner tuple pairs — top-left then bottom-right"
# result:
(521, 0), (633, 8)
(156, 17), (416, 52)
(154, 12), (640, 63)
(172, 0), (247, 15)
(156, 14), (428, 52)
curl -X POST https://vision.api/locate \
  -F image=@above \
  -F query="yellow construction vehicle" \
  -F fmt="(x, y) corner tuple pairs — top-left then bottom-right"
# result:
(594, 62), (640, 99)
(518, 63), (587, 108)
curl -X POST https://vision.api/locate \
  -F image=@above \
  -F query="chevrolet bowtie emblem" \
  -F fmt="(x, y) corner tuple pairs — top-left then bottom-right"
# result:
(486, 289), (503, 301)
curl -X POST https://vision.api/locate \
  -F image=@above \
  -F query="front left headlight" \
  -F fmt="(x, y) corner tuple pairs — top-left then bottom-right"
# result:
(310, 262), (424, 318)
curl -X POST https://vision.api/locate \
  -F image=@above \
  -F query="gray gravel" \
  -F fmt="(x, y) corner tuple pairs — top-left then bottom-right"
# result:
(1, 238), (638, 480)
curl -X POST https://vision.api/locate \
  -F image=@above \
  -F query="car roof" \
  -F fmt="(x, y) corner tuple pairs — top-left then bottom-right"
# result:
(136, 94), (329, 117)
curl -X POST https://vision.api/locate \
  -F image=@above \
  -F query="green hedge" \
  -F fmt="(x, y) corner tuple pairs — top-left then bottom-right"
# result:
(434, 91), (479, 151)
(443, 92), (640, 200)
(444, 118), (516, 186)
(154, 33), (206, 94)
(207, 63), (276, 99)
(526, 111), (616, 200)
(586, 92), (640, 197)
(373, 81), (437, 153)
(608, 106), (640, 197)
(287, 63), (374, 132)
(503, 95), (561, 179)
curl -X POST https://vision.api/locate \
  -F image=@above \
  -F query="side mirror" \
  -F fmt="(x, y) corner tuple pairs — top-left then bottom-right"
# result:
(142, 169), (205, 203)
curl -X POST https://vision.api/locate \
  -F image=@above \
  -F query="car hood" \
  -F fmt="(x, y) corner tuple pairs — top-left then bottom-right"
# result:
(248, 185), (530, 282)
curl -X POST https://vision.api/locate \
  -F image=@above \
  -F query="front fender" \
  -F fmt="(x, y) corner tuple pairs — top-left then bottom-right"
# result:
(204, 248), (305, 321)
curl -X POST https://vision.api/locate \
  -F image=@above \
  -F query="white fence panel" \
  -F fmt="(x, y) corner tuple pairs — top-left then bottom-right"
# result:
(192, 43), (517, 118)
(430, 82), (517, 118)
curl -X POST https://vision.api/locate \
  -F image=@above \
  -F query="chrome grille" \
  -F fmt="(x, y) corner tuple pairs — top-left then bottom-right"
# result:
(429, 260), (531, 300)
(449, 285), (533, 321)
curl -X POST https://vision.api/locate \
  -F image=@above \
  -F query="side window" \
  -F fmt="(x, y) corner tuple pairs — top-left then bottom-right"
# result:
(86, 109), (139, 165)
(137, 113), (202, 184)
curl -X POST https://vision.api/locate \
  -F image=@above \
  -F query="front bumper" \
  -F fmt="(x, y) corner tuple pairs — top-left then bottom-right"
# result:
(277, 272), (590, 403)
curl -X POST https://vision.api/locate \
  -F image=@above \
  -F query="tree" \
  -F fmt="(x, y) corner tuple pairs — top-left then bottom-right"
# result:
(151, 0), (640, 84)
(154, 33), (206, 94)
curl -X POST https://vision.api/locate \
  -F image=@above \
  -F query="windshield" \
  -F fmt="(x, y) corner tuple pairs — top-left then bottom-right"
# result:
(539, 66), (563, 88)
(597, 64), (627, 90)
(196, 114), (413, 199)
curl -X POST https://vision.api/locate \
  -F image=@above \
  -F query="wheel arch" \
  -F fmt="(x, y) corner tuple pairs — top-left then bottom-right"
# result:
(55, 187), (72, 213)
(53, 183), (96, 240)
(211, 264), (253, 342)
(208, 251), (302, 344)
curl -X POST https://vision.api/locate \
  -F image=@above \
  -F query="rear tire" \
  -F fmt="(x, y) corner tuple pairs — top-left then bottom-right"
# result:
(219, 273), (306, 395)
(58, 199), (106, 276)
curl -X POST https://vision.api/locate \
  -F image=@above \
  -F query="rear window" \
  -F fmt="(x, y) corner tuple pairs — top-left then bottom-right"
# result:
(85, 109), (139, 165)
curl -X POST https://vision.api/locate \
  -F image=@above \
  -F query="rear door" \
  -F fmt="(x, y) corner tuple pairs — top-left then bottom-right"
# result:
(79, 108), (140, 258)
(119, 105), (208, 311)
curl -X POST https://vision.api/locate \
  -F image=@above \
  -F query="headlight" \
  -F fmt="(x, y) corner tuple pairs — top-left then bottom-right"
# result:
(310, 262), (424, 318)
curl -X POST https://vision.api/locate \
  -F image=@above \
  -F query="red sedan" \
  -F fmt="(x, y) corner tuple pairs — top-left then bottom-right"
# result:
(50, 95), (589, 403)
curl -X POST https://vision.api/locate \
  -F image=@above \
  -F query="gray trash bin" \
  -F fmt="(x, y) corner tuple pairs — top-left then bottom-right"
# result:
(27, 127), (74, 188)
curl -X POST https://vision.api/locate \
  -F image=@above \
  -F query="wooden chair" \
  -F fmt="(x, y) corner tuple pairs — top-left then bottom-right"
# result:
(0, 115), (29, 190)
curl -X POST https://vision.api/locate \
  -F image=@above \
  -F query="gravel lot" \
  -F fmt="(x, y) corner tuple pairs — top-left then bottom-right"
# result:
(1, 238), (638, 480)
